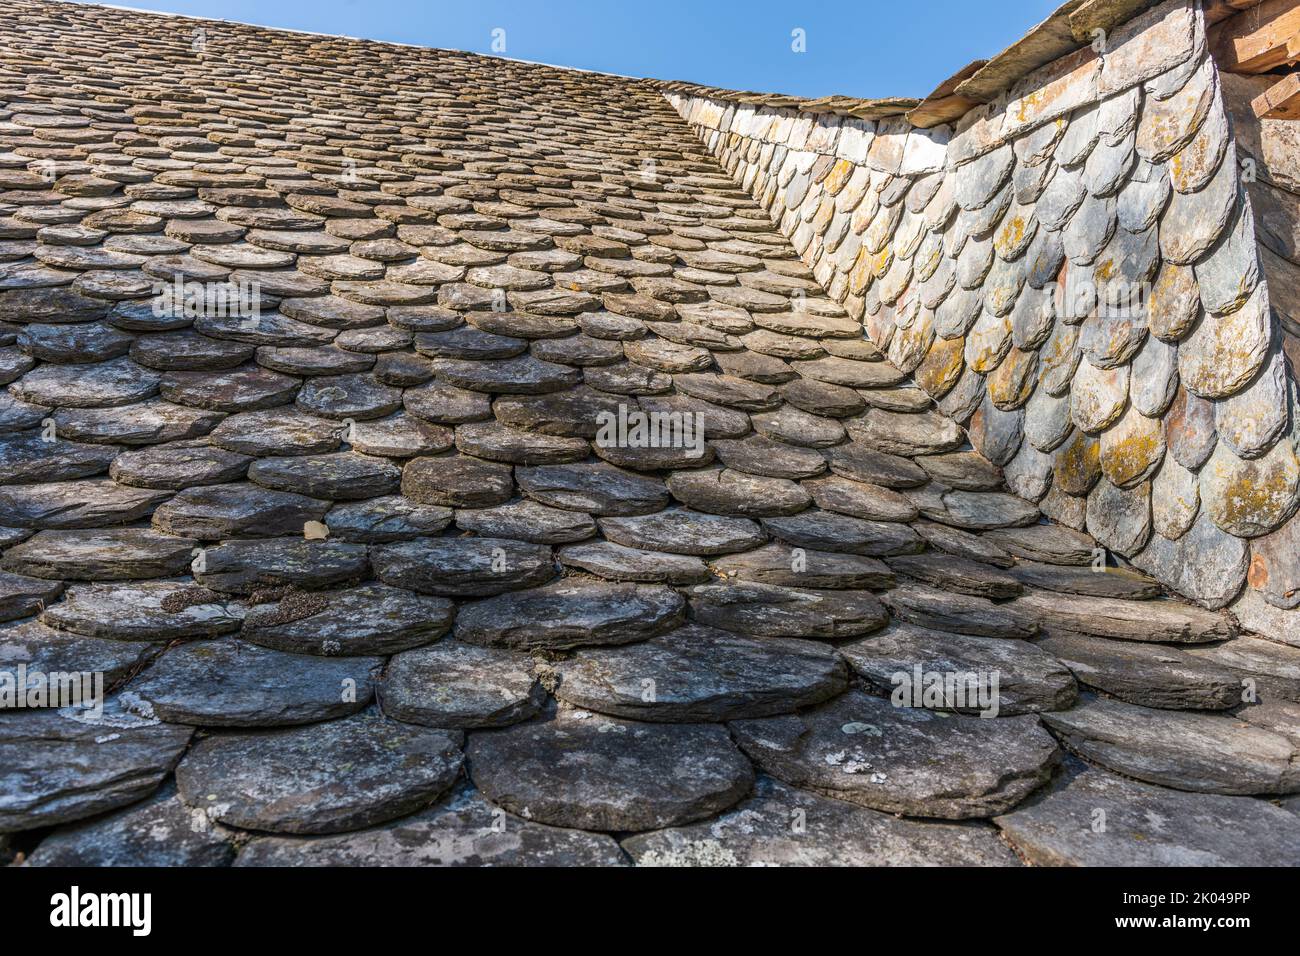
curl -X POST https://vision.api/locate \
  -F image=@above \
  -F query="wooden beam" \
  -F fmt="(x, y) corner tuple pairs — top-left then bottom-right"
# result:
(1211, 0), (1300, 73)
(1252, 72), (1300, 117)
(1205, 0), (1267, 26)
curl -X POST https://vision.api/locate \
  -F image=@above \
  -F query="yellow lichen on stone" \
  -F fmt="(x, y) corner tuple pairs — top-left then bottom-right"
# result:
(1053, 430), (1102, 495)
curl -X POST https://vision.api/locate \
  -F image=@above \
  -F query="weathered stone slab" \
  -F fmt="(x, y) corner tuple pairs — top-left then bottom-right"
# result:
(1, 528), (196, 581)
(1184, 636), (1300, 704)
(762, 510), (924, 556)
(0, 701), (192, 832)
(1037, 630), (1242, 710)
(842, 622), (1076, 715)
(886, 553), (1023, 599)
(689, 582), (888, 640)
(995, 757), (1300, 866)
(324, 496), (452, 543)
(242, 584), (453, 656)
(710, 542), (895, 590)
(0, 571), (64, 622)
(0, 620), (155, 692)
(455, 500), (596, 544)
(41, 581), (243, 642)
(26, 783), (235, 867)
(1042, 694), (1300, 795)
(126, 640), (380, 727)
(467, 709), (754, 831)
(176, 711), (463, 834)
(1012, 589), (1236, 643)
(455, 580), (684, 650)
(152, 483), (328, 538)
(557, 541), (708, 584)
(882, 583), (1039, 638)
(846, 407), (964, 456)
(194, 538), (369, 594)
(624, 776), (1018, 867)
(985, 524), (1098, 565)
(517, 462), (668, 516)
(547, 625), (848, 721)
(0, 479), (169, 529)
(379, 641), (546, 729)
(235, 783), (626, 866)
(371, 537), (555, 597)
(731, 690), (1059, 820)
(1009, 559), (1161, 600)
(601, 508), (766, 556)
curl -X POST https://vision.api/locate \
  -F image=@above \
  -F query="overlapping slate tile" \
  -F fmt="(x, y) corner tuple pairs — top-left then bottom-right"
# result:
(0, 0), (1294, 865)
(0, 701), (193, 832)
(730, 690), (1059, 819)
(235, 783), (625, 866)
(175, 711), (463, 834)
(625, 776), (1018, 866)
(467, 708), (754, 831)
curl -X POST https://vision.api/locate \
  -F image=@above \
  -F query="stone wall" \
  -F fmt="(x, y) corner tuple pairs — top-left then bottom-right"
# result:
(664, 0), (1300, 643)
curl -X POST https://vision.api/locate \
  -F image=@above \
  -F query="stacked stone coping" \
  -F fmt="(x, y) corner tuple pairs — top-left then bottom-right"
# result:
(665, 0), (1300, 644)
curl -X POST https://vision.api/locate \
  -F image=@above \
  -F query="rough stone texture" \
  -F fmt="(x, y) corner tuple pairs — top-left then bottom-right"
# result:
(379, 641), (547, 729)
(842, 622), (1077, 715)
(242, 584), (453, 656)
(1012, 589), (1236, 642)
(0, 701), (192, 832)
(175, 711), (463, 834)
(667, 0), (1299, 639)
(547, 625), (849, 721)
(995, 757), (1300, 867)
(731, 690), (1060, 819)
(1, 0), (1294, 865)
(1043, 694), (1300, 795)
(625, 776), (1019, 866)
(26, 784), (236, 867)
(235, 784), (627, 866)
(467, 709), (755, 831)
(1036, 630), (1242, 710)
(125, 640), (381, 727)
(455, 581), (685, 650)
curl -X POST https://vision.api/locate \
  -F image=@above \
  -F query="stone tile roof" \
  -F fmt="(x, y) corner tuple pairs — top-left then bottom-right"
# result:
(1, 0), (1299, 867)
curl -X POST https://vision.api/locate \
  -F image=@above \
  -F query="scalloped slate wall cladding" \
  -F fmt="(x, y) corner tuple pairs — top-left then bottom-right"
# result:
(666, 0), (1300, 637)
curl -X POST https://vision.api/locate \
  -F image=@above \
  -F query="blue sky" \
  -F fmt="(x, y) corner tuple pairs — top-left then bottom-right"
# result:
(87, 0), (1064, 99)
